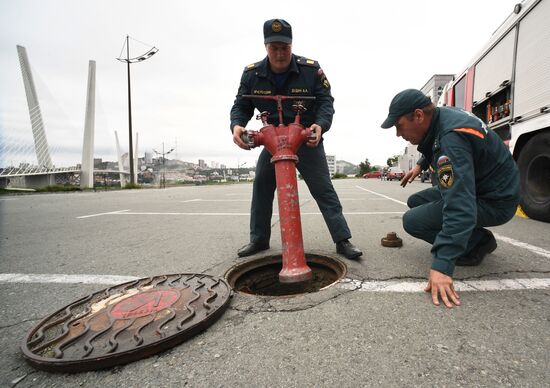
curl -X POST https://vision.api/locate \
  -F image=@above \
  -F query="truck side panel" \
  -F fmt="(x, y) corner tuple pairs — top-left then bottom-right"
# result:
(513, 0), (550, 120)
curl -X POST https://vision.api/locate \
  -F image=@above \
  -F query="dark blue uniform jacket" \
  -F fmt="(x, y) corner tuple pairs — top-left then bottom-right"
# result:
(417, 107), (520, 275)
(230, 54), (334, 133)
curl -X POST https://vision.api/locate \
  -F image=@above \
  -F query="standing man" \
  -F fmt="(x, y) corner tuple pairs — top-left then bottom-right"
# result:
(230, 18), (362, 260)
(381, 89), (520, 307)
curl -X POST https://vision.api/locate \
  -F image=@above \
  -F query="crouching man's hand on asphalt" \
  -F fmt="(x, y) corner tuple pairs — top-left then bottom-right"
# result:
(233, 125), (250, 150)
(424, 269), (461, 308)
(400, 164), (422, 188)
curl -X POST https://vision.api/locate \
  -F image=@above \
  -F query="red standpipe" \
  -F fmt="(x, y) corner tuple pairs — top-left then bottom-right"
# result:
(242, 95), (315, 283)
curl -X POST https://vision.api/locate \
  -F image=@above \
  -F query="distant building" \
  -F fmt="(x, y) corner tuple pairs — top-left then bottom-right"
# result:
(105, 161), (118, 170)
(397, 143), (422, 172)
(144, 152), (153, 164)
(326, 154), (336, 176)
(198, 159), (206, 169)
(420, 74), (454, 105)
(220, 164), (226, 169)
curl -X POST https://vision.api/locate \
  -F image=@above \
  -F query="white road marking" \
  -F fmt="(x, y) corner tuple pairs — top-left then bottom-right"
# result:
(106, 212), (252, 216)
(335, 198), (390, 201)
(494, 233), (550, 259)
(355, 186), (408, 206)
(0, 198), (19, 201)
(0, 273), (139, 285)
(76, 209), (130, 219)
(182, 198), (380, 203)
(2, 273), (549, 293)
(77, 211), (404, 218)
(338, 277), (550, 292)
(181, 199), (250, 203)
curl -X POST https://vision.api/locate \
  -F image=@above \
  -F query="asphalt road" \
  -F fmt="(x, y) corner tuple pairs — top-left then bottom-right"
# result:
(1, 178), (549, 387)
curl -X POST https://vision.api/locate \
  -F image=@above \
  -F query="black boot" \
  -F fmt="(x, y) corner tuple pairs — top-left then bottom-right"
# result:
(336, 239), (363, 260)
(237, 242), (270, 257)
(456, 230), (497, 266)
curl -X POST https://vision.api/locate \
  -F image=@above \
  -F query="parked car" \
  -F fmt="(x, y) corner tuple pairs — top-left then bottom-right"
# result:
(363, 171), (382, 179)
(387, 167), (405, 181)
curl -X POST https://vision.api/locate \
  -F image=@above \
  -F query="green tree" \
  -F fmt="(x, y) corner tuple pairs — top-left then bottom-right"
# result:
(358, 158), (373, 176)
(387, 155), (399, 167)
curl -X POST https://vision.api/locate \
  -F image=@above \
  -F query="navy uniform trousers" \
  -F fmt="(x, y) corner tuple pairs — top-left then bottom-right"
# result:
(250, 141), (351, 244)
(403, 186), (516, 255)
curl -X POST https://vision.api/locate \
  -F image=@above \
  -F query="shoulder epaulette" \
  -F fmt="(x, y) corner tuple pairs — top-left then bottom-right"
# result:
(296, 57), (319, 67)
(244, 62), (260, 71)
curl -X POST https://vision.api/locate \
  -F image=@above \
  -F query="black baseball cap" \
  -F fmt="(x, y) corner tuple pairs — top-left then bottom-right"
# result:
(381, 89), (432, 128)
(263, 19), (292, 44)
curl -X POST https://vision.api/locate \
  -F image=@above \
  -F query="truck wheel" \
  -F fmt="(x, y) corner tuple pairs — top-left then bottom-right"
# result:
(517, 131), (550, 222)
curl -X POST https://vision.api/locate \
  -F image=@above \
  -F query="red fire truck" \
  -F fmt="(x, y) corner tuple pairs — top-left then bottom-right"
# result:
(439, 0), (550, 222)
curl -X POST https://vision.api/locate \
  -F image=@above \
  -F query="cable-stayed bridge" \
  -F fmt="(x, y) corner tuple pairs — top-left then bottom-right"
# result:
(0, 46), (132, 189)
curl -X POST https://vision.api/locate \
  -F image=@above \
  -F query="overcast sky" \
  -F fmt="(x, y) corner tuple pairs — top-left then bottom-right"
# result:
(0, 0), (520, 169)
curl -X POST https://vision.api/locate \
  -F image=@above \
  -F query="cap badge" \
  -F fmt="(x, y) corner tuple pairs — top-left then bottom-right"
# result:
(272, 21), (282, 32)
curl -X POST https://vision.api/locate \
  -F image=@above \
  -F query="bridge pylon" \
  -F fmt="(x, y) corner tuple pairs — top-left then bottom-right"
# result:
(80, 60), (96, 189)
(17, 45), (53, 170)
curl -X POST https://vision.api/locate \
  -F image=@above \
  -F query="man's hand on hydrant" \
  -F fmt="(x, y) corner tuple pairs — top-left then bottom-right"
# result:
(233, 125), (250, 150)
(307, 124), (323, 147)
(424, 269), (461, 308)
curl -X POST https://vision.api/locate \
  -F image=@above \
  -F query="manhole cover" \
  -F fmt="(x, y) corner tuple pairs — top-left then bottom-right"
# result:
(22, 274), (232, 372)
(226, 254), (347, 297)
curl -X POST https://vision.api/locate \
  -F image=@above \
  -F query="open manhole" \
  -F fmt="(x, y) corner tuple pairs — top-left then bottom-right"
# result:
(226, 253), (346, 297)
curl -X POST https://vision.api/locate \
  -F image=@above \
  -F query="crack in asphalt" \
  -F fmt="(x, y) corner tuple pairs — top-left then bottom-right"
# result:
(228, 279), (358, 314)
(0, 317), (40, 330)
(225, 270), (550, 315)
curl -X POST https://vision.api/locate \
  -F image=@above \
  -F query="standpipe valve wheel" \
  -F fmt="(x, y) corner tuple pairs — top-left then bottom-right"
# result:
(381, 232), (403, 247)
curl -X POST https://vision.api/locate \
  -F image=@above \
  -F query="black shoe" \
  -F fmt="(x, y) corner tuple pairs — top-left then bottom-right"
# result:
(336, 239), (363, 260)
(456, 230), (497, 266)
(237, 242), (270, 257)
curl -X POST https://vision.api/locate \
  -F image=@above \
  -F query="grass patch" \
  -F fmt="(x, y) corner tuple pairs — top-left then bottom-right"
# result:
(123, 182), (141, 189)
(35, 185), (81, 192)
(332, 173), (348, 179)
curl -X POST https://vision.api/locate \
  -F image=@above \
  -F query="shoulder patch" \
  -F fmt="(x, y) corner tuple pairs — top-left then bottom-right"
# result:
(296, 57), (319, 67)
(453, 127), (485, 139)
(438, 164), (454, 189)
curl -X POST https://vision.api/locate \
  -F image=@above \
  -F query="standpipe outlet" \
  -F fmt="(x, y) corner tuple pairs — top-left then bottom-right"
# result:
(241, 95), (316, 283)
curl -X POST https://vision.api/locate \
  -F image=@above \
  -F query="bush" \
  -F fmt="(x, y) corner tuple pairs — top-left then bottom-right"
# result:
(35, 185), (80, 192)
(123, 182), (141, 190)
(332, 173), (347, 179)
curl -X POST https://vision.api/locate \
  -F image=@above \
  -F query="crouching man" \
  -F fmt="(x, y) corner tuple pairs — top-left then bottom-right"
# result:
(381, 89), (520, 307)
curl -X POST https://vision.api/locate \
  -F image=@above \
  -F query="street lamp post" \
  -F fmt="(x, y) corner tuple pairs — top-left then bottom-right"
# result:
(236, 161), (247, 182)
(117, 35), (158, 185)
(153, 142), (174, 188)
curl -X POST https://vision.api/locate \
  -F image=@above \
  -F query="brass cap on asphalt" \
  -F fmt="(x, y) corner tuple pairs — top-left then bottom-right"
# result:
(381, 232), (403, 247)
